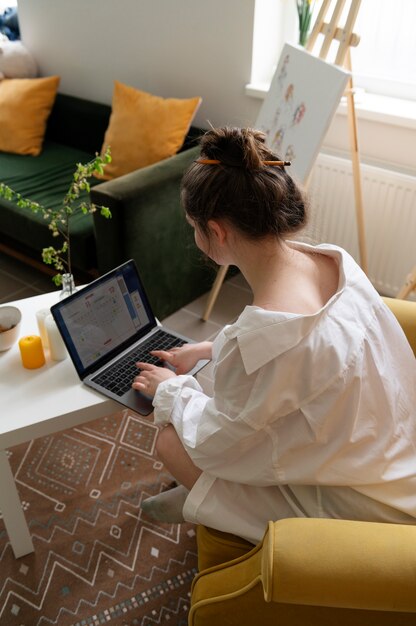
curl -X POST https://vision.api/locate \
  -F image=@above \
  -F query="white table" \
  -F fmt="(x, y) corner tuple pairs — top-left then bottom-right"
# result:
(0, 290), (120, 558)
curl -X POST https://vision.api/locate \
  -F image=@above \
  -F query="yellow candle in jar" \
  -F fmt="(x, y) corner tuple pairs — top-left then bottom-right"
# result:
(19, 335), (46, 369)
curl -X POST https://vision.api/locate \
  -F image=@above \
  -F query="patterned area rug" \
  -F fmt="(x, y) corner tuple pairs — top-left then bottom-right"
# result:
(0, 410), (198, 626)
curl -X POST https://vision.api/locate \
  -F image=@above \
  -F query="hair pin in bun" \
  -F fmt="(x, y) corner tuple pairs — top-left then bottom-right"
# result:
(262, 161), (291, 167)
(196, 159), (291, 167)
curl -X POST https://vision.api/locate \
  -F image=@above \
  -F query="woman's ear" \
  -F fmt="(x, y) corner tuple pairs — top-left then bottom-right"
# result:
(207, 219), (227, 246)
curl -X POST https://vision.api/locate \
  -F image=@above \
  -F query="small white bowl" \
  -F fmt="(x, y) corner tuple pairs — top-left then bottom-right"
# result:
(0, 305), (22, 351)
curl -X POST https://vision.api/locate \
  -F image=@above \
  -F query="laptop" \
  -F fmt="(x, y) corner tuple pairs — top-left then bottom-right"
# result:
(50, 259), (209, 415)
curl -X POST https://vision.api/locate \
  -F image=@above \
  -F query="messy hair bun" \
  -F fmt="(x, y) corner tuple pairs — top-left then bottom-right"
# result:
(181, 126), (308, 240)
(199, 127), (269, 169)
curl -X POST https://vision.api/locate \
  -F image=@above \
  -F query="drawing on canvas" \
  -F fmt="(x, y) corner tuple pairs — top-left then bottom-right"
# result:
(256, 43), (350, 183)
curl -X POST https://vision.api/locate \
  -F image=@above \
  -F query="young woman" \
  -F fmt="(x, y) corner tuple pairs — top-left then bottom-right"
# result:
(132, 127), (416, 545)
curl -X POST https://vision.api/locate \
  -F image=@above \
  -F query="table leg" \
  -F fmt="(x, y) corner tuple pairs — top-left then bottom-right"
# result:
(0, 449), (34, 558)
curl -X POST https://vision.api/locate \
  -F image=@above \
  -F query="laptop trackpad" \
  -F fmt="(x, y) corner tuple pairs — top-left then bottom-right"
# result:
(122, 388), (153, 416)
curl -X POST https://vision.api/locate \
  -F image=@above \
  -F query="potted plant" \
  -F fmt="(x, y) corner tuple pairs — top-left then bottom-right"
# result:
(296, 0), (315, 47)
(0, 148), (112, 296)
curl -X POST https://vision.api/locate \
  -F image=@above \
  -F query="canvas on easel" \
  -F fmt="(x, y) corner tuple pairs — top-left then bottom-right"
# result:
(256, 43), (350, 183)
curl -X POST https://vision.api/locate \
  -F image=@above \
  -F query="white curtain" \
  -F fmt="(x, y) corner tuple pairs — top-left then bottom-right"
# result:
(351, 0), (416, 100)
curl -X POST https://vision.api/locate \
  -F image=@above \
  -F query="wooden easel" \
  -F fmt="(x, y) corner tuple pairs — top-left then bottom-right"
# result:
(201, 0), (367, 322)
(305, 0), (367, 275)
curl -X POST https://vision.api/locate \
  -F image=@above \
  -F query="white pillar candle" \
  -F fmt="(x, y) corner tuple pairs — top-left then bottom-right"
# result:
(35, 307), (50, 349)
(45, 314), (67, 361)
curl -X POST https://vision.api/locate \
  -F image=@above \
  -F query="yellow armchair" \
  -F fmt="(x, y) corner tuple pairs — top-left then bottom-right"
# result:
(383, 297), (416, 357)
(190, 297), (416, 625)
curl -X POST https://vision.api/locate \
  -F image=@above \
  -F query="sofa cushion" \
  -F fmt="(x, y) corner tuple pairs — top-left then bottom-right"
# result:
(45, 93), (111, 154)
(0, 140), (100, 270)
(0, 76), (60, 156)
(97, 80), (201, 180)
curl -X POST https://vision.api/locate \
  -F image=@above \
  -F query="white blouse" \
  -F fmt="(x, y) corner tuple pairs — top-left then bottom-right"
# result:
(153, 243), (416, 540)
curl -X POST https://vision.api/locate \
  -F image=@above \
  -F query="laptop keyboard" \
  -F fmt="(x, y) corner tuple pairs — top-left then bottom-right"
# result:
(92, 329), (185, 397)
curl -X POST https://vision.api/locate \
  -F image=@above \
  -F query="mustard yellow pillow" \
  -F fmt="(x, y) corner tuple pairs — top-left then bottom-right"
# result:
(98, 81), (201, 179)
(0, 76), (60, 156)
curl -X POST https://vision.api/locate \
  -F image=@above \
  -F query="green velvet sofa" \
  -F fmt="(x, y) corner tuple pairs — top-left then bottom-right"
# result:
(0, 93), (216, 319)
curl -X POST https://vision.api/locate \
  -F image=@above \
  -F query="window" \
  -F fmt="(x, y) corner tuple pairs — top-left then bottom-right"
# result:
(351, 0), (416, 101)
(250, 0), (416, 102)
(250, 0), (297, 90)
(0, 1), (17, 13)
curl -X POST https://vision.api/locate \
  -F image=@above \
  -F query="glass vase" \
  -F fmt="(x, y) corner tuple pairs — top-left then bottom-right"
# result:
(298, 29), (309, 47)
(59, 273), (77, 300)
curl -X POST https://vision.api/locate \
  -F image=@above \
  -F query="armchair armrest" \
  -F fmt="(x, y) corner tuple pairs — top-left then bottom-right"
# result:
(90, 146), (200, 270)
(263, 518), (416, 611)
(191, 519), (416, 625)
(90, 146), (216, 319)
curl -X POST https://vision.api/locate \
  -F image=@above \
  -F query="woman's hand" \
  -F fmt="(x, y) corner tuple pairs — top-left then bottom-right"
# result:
(132, 362), (177, 397)
(150, 341), (212, 375)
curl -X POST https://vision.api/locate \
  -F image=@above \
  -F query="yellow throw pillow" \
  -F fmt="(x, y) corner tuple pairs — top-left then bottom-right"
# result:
(97, 80), (201, 179)
(0, 76), (60, 156)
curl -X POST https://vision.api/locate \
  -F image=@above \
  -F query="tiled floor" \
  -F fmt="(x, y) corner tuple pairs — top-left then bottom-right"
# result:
(0, 251), (56, 303)
(0, 250), (253, 391)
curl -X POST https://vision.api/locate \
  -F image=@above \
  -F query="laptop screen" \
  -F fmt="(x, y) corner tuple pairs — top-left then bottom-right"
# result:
(51, 260), (156, 379)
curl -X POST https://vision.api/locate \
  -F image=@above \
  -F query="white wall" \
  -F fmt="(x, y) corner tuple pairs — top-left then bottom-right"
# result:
(17, 0), (262, 130)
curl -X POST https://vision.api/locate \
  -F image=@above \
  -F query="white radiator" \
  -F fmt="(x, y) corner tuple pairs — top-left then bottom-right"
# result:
(301, 153), (416, 298)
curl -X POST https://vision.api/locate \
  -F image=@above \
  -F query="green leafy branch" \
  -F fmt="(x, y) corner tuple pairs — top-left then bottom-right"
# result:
(0, 147), (112, 288)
